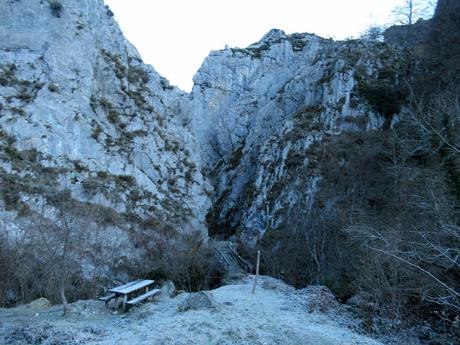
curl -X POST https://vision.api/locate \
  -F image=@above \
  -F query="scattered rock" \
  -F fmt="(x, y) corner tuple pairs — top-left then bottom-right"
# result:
(82, 325), (107, 336)
(260, 276), (295, 294)
(177, 291), (217, 312)
(5, 323), (82, 345)
(297, 285), (340, 313)
(25, 298), (51, 310)
(347, 293), (376, 311)
(69, 300), (109, 317)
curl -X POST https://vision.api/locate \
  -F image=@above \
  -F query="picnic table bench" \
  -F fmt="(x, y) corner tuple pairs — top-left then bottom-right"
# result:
(98, 279), (160, 311)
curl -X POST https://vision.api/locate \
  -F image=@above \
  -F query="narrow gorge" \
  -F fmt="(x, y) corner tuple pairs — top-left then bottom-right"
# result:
(1, 1), (459, 342)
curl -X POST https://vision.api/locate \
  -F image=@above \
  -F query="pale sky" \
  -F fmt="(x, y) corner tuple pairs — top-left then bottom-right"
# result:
(104, 0), (425, 91)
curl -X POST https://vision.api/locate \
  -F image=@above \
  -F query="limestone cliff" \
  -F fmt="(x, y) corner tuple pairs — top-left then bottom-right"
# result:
(0, 0), (211, 281)
(190, 29), (408, 243)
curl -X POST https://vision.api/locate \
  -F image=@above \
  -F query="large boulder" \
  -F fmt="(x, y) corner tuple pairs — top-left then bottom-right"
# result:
(177, 291), (217, 312)
(160, 281), (176, 298)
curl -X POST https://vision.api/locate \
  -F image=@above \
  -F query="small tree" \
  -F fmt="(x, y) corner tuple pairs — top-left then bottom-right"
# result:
(361, 25), (385, 41)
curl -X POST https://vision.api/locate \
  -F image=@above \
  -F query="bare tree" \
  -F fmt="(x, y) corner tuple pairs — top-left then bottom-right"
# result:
(348, 223), (460, 312)
(32, 191), (93, 315)
(392, 0), (436, 25)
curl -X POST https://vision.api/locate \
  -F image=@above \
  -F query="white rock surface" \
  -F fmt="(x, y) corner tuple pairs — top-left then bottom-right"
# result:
(0, 0), (211, 275)
(189, 29), (403, 242)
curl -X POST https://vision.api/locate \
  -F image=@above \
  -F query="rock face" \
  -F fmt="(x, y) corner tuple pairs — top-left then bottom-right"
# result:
(189, 29), (406, 243)
(0, 0), (408, 288)
(384, 19), (432, 47)
(0, 0), (210, 282)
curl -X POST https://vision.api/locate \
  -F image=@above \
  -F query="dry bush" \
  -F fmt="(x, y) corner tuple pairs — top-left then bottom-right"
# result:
(248, 102), (459, 333)
(0, 236), (16, 306)
(0, 193), (128, 310)
(0, 222), (93, 308)
(342, 88), (460, 331)
(143, 232), (224, 292)
(1, 191), (223, 309)
(47, 0), (63, 18)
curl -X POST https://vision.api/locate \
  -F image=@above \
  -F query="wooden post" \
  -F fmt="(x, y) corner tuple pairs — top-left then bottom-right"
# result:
(123, 294), (128, 311)
(252, 250), (261, 294)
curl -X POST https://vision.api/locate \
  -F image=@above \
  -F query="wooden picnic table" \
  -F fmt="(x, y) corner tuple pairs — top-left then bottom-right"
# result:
(100, 279), (160, 311)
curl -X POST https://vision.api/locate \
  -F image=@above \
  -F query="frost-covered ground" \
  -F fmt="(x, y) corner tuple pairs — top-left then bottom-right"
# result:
(0, 276), (383, 345)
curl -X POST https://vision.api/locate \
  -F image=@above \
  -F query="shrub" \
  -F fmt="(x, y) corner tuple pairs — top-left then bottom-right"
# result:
(107, 110), (119, 124)
(105, 5), (114, 17)
(357, 80), (407, 119)
(91, 123), (103, 140)
(47, 83), (59, 93)
(48, 0), (63, 18)
(128, 66), (149, 84)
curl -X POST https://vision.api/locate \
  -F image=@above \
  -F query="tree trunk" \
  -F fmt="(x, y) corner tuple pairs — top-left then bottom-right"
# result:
(60, 284), (69, 316)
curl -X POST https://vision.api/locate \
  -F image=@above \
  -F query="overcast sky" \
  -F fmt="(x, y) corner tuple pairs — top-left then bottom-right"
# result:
(104, 0), (421, 91)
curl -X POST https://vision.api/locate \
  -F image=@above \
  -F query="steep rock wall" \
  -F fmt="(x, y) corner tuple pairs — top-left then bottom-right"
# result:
(189, 30), (408, 243)
(0, 0), (211, 281)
